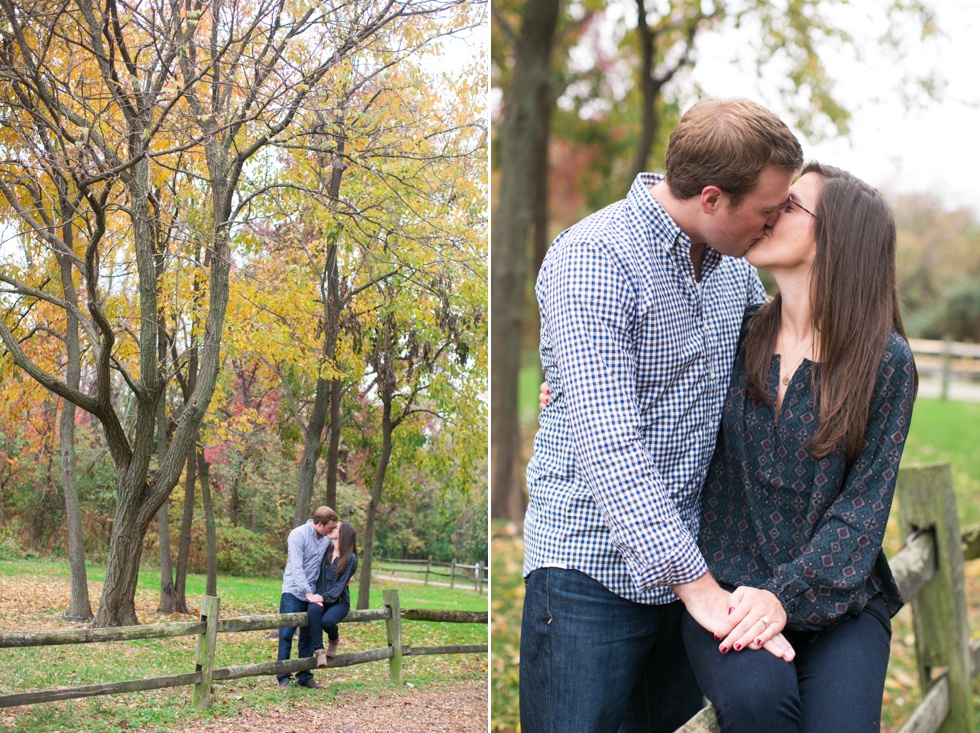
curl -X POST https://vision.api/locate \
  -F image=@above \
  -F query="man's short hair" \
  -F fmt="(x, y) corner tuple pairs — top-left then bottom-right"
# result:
(312, 506), (339, 525)
(664, 98), (803, 206)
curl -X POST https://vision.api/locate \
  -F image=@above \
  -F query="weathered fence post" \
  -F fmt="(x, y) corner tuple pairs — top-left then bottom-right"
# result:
(475, 561), (483, 593)
(897, 464), (974, 733)
(384, 589), (403, 686)
(192, 595), (220, 710)
(941, 337), (952, 401)
(450, 559), (456, 589)
(425, 557), (431, 586)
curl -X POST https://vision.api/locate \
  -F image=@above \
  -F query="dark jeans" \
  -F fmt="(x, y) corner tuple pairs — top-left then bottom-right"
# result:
(277, 592), (313, 684)
(308, 599), (350, 651)
(520, 568), (703, 733)
(682, 594), (892, 733)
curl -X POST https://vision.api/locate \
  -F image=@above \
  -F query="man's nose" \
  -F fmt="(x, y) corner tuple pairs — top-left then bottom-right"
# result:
(765, 209), (781, 228)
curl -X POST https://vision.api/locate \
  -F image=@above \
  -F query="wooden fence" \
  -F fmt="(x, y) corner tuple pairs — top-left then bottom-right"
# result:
(679, 463), (980, 733)
(910, 338), (980, 399)
(0, 589), (487, 711)
(377, 557), (487, 593)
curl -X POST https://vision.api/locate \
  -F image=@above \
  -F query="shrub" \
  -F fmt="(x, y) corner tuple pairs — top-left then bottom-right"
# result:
(214, 520), (283, 577)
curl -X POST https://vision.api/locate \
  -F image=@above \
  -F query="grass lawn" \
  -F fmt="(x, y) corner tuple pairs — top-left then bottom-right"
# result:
(0, 559), (488, 732)
(492, 392), (980, 733)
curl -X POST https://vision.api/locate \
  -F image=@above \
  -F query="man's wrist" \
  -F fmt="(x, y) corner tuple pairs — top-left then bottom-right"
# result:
(671, 572), (721, 605)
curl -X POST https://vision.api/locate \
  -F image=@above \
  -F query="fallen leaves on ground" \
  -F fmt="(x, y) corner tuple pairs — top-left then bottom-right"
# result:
(177, 681), (487, 733)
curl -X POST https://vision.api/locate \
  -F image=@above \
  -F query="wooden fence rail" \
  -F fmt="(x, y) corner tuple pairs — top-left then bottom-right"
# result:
(0, 589), (488, 711)
(377, 557), (488, 592)
(910, 338), (980, 400)
(679, 463), (980, 733)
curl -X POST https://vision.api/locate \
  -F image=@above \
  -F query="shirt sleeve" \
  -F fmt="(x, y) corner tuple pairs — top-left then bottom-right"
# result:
(542, 238), (708, 592)
(285, 527), (312, 597)
(763, 337), (916, 630)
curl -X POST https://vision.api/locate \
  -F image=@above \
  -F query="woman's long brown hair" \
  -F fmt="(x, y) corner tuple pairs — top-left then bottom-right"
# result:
(744, 162), (918, 461)
(334, 521), (357, 575)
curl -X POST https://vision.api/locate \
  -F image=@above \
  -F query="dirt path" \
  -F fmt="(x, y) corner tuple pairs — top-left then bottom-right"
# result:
(177, 680), (487, 733)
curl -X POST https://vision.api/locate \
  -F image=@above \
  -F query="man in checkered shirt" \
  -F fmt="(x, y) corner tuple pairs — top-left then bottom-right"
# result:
(520, 99), (804, 732)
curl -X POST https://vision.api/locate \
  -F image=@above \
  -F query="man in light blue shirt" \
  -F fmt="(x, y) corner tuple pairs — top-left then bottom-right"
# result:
(277, 505), (338, 689)
(520, 98), (803, 732)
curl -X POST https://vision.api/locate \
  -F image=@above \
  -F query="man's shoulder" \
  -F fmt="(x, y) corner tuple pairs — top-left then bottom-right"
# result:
(544, 202), (661, 276)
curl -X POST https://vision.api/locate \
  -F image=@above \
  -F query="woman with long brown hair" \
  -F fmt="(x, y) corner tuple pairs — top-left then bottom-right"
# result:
(682, 162), (918, 731)
(309, 520), (358, 669)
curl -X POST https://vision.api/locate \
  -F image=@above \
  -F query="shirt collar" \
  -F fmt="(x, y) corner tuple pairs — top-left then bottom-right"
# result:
(628, 172), (724, 278)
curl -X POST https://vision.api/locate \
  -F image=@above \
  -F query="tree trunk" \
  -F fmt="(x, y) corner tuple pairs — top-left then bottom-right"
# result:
(174, 332), (200, 615)
(296, 143), (347, 520)
(490, 0), (561, 521)
(95, 496), (151, 627)
(356, 399), (393, 610)
(198, 445), (217, 597)
(58, 253), (93, 621)
(324, 379), (343, 509)
(173, 443), (196, 614)
(156, 386), (176, 614)
(293, 377), (331, 525)
(531, 104), (553, 275)
(60, 398), (92, 620)
(156, 501), (176, 613)
(229, 475), (240, 527)
(631, 0), (660, 180)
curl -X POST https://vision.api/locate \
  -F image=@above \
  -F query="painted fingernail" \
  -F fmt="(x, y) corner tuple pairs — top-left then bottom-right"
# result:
(713, 634), (720, 640)
(734, 643), (742, 651)
(755, 638), (762, 645)
(719, 645), (728, 654)
(728, 607), (733, 615)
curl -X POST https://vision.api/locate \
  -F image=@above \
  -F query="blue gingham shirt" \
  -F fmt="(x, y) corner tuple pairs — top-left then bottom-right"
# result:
(524, 173), (768, 604)
(282, 520), (329, 600)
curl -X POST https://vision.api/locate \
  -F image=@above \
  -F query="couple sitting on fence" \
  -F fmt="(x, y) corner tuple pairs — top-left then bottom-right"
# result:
(523, 98), (919, 733)
(276, 506), (359, 690)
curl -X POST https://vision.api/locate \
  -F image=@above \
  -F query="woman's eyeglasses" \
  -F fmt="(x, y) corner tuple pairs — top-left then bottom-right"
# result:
(780, 195), (816, 218)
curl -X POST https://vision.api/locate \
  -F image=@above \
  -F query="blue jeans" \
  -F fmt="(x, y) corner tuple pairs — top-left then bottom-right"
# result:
(277, 592), (313, 684)
(308, 599), (350, 651)
(520, 568), (703, 733)
(681, 594), (892, 733)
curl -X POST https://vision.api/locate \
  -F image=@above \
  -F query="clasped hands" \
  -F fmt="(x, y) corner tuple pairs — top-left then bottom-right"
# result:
(674, 575), (795, 662)
(306, 592), (325, 607)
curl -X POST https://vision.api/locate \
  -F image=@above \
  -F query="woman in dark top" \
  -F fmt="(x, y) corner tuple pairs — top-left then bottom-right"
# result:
(681, 162), (917, 732)
(310, 520), (358, 667)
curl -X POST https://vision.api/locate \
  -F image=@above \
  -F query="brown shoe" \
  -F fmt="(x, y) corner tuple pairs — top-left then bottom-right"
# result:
(314, 649), (327, 668)
(297, 678), (323, 690)
(326, 638), (339, 658)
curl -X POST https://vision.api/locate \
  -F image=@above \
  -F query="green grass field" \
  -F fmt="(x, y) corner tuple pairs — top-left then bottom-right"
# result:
(492, 394), (980, 733)
(904, 398), (980, 525)
(0, 560), (488, 732)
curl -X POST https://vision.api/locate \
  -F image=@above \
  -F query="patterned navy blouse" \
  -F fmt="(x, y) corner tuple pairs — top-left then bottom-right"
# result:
(314, 542), (358, 607)
(698, 307), (917, 631)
